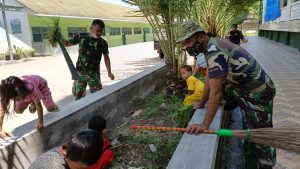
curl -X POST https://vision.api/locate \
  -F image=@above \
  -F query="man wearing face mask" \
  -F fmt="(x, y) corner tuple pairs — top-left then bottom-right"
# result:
(177, 20), (276, 169)
(64, 19), (115, 100)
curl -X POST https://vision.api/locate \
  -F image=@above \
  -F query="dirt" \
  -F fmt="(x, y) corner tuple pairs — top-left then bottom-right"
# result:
(106, 97), (184, 169)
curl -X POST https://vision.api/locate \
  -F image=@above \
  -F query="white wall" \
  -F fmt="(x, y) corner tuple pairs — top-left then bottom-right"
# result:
(261, 0), (300, 32)
(0, 0), (32, 47)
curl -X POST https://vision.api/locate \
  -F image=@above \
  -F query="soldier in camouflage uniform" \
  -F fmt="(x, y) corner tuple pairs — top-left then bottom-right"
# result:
(64, 19), (114, 100)
(177, 20), (276, 169)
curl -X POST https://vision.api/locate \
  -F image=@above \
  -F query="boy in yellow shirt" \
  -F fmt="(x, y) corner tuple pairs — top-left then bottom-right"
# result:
(180, 65), (205, 106)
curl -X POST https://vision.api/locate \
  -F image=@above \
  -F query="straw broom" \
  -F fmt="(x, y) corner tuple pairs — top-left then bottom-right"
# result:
(48, 17), (80, 80)
(131, 125), (300, 154)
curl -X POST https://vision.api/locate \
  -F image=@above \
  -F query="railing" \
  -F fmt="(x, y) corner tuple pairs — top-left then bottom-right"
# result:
(291, 1), (300, 20)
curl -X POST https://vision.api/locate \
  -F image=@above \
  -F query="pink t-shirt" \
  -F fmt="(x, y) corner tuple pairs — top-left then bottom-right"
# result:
(20, 75), (45, 104)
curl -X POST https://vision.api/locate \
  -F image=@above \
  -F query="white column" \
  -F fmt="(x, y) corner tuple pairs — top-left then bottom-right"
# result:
(262, 0), (266, 24)
(286, 0), (292, 19)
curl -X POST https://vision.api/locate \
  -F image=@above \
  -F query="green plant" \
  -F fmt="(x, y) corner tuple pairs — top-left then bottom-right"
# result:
(123, 0), (196, 76)
(49, 17), (60, 48)
(13, 46), (35, 58)
(142, 92), (166, 119)
(141, 92), (193, 127)
(193, 0), (259, 37)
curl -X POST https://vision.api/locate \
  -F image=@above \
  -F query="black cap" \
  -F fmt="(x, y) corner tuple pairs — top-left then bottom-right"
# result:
(92, 19), (105, 28)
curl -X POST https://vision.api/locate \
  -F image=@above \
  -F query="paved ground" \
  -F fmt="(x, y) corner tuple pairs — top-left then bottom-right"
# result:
(242, 36), (300, 169)
(0, 42), (162, 132)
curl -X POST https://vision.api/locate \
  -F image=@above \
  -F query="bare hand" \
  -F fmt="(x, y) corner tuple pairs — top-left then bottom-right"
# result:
(0, 131), (11, 139)
(193, 102), (204, 109)
(186, 123), (209, 134)
(37, 123), (44, 130)
(108, 73), (115, 80)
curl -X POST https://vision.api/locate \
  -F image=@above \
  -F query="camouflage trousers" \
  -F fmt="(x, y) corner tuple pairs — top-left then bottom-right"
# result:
(224, 80), (276, 169)
(72, 71), (102, 100)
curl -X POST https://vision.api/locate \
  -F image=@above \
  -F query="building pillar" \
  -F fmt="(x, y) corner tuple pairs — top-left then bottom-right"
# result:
(262, 0), (266, 25)
(286, 0), (292, 19)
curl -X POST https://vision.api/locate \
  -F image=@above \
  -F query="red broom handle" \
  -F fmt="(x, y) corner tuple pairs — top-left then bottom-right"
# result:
(131, 125), (216, 134)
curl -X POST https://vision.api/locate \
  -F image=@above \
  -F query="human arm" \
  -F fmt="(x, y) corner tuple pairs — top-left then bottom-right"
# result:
(240, 31), (248, 43)
(186, 90), (195, 96)
(187, 43), (228, 133)
(186, 77), (224, 133)
(193, 70), (210, 109)
(0, 107), (11, 139)
(35, 101), (44, 130)
(63, 34), (81, 47)
(103, 54), (115, 80)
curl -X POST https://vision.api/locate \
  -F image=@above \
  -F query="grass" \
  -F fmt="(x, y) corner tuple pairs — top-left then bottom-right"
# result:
(142, 92), (194, 127)
(110, 91), (193, 169)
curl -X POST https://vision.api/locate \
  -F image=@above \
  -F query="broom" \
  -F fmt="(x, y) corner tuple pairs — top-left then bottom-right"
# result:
(48, 17), (80, 80)
(131, 125), (300, 154)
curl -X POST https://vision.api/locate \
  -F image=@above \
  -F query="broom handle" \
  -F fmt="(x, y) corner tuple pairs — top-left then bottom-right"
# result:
(131, 125), (235, 137)
(55, 33), (80, 80)
(131, 125), (217, 134)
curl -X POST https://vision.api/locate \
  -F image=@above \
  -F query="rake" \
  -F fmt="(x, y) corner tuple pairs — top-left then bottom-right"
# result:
(131, 125), (300, 154)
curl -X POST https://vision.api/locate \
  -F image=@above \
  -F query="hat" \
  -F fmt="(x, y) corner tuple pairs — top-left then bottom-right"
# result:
(176, 20), (204, 43)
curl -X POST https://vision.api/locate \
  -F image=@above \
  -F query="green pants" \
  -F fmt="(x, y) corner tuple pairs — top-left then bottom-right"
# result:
(224, 80), (276, 169)
(72, 71), (102, 100)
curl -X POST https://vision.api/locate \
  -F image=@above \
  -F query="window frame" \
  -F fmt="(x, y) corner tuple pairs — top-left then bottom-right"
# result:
(134, 27), (142, 34)
(10, 19), (22, 34)
(67, 27), (88, 38)
(122, 27), (132, 35)
(109, 27), (121, 36)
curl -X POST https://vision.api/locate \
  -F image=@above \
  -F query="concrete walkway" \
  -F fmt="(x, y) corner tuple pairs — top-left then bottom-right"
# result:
(242, 36), (300, 169)
(0, 42), (162, 132)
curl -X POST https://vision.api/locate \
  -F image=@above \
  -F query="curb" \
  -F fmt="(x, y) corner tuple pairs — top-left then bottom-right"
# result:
(0, 58), (34, 66)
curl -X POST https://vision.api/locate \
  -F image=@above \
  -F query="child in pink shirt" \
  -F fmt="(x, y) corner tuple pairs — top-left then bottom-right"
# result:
(0, 75), (58, 139)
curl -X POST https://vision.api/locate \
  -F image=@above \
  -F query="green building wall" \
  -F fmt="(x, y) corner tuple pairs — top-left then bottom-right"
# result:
(28, 15), (154, 48)
(259, 29), (300, 51)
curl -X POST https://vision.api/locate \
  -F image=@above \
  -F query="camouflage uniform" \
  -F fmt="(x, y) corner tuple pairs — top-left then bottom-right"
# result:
(68, 33), (109, 100)
(207, 37), (276, 168)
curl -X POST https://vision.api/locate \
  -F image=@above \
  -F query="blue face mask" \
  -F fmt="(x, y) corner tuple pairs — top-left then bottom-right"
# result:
(196, 53), (207, 68)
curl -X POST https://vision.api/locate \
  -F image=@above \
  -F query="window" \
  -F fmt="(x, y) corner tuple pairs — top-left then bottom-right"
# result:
(143, 27), (150, 34)
(282, 0), (288, 7)
(0, 21), (3, 28)
(122, 27), (132, 35)
(110, 27), (121, 36)
(68, 27), (87, 38)
(134, 28), (142, 34)
(32, 27), (52, 42)
(10, 19), (21, 34)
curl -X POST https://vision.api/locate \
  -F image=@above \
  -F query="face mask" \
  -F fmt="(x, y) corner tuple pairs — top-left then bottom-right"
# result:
(196, 53), (207, 68)
(90, 33), (100, 39)
(186, 41), (203, 56)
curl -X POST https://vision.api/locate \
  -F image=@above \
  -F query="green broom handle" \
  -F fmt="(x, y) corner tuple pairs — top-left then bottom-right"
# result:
(55, 33), (80, 80)
(214, 129), (233, 137)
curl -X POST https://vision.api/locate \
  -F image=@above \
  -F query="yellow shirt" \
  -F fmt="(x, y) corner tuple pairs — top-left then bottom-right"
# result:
(183, 76), (205, 106)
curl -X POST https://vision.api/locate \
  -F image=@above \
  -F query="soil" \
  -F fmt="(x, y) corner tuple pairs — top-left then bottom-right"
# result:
(106, 93), (184, 169)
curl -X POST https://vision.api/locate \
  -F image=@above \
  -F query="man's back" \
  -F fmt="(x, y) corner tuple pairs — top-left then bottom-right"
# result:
(29, 148), (68, 169)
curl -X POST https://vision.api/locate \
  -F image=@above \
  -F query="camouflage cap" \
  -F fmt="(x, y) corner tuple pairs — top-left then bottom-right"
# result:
(176, 20), (204, 43)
